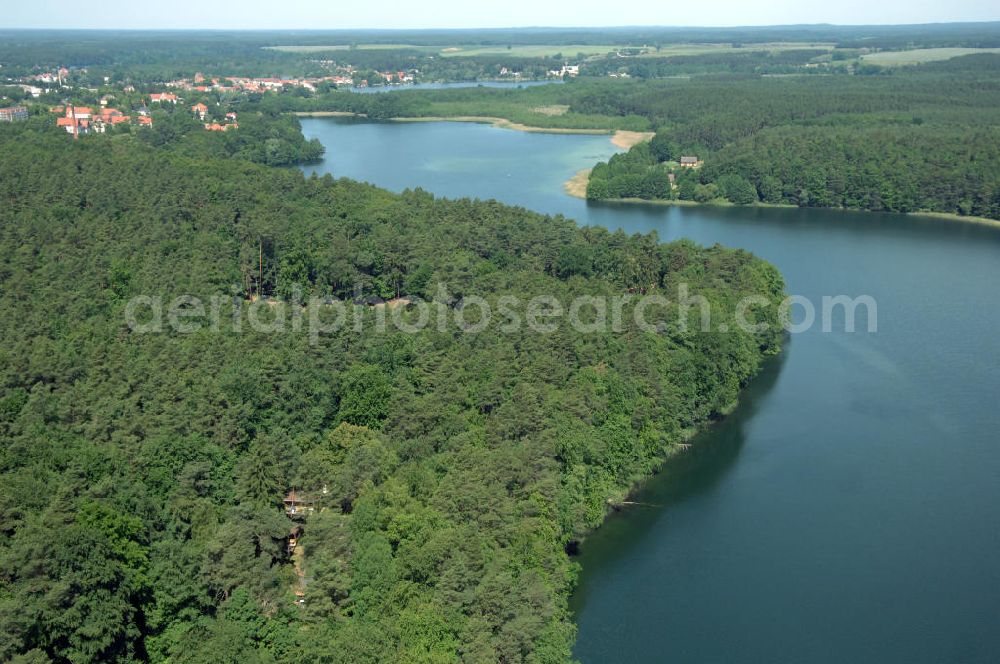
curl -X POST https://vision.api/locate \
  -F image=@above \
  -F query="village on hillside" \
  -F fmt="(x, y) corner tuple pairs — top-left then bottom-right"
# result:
(52, 93), (239, 137)
(0, 66), (262, 136)
(1, 64), (416, 135)
(1, 54), (590, 135)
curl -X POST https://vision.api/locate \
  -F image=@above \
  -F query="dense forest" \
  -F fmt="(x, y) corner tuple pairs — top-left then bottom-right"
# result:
(148, 107), (325, 167)
(581, 48), (838, 78)
(0, 121), (784, 662)
(582, 55), (1000, 220)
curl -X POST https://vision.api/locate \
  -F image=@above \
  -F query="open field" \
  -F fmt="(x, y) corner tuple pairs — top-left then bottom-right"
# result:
(438, 44), (627, 58)
(861, 47), (1000, 65)
(265, 41), (836, 59)
(266, 43), (624, 57)
(438, 42), (835, 59)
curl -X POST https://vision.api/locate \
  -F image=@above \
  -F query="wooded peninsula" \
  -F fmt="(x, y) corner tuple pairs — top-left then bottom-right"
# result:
(0, 122), (783, 662)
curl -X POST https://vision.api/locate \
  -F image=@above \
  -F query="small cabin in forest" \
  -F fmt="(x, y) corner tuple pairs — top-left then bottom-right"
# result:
(283, 490), (315, 516)
(679, 156), (702, 168)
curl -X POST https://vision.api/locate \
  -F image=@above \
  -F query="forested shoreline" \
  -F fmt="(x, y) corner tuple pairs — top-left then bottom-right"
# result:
(0, 124), (783, 662)
(582, 55), (1000, 220)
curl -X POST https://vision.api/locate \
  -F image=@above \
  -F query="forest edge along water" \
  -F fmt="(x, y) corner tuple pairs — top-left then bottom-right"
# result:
(300, 116), (1000, 663)
(302, 112), (1000, 227)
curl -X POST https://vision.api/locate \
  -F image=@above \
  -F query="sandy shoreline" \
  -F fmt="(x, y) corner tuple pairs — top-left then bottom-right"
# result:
(562, 132), (654, 197)
(611, 130), (656, 149)
(564, 169), (592, 198)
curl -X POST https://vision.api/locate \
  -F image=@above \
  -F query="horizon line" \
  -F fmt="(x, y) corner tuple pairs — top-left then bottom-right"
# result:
(3, 20), (1000, 32)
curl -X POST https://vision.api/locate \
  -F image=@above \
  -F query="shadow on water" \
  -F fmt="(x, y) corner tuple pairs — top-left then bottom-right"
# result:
(569, 347), (788, 614)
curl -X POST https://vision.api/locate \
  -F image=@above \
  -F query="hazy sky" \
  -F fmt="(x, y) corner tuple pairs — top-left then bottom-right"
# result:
(3, 0), (999, 30)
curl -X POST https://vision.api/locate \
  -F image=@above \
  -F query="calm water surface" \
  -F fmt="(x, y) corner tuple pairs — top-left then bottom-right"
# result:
(301, 119), (1000, 663)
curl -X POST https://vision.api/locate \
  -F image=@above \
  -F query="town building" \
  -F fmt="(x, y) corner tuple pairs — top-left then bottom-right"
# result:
(18, 85), (45, 98)
(0, 106), (28, 122)
(56, 103), (140, 135)
(204, 121), (237, 132)
(93, 107), (130, 132)
(69, 106), (92, 119)
(30, 72), (59, 84)
(550, 65), (580, 77)
(56, 105), (97, 136)
(57, 115), (88, 136)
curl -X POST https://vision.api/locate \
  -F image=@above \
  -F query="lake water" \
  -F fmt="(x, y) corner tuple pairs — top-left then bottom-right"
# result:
(301, 118), (1000, 663)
